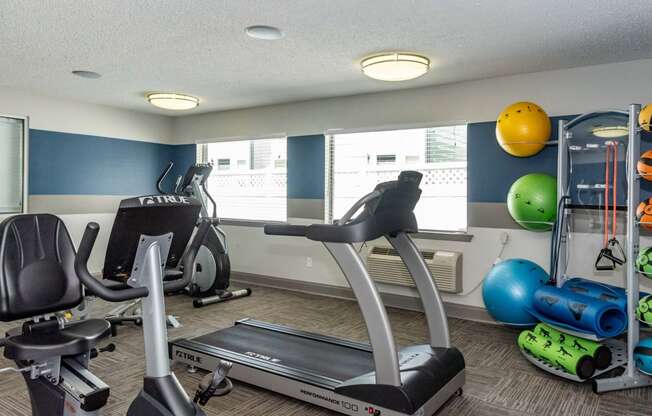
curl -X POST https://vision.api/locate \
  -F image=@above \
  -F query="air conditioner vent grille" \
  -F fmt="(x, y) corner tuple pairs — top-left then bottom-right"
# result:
(366, 246), (462, 293)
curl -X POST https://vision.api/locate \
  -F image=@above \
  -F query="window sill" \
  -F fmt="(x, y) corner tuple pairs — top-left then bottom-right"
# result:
(220, 219), (282, 228)
(412, 231), (474, 242)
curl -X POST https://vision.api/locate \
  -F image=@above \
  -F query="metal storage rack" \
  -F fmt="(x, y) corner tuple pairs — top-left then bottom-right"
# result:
(553, 104), (652, 392)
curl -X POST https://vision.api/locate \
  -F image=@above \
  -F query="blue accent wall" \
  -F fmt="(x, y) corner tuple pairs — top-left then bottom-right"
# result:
(468, 116), (573, 203)
(29, 129), (196, 195)
(287, 135), (325, 199)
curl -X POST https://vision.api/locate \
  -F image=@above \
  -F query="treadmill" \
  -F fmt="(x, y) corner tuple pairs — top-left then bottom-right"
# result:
(170, 171), (465, 416)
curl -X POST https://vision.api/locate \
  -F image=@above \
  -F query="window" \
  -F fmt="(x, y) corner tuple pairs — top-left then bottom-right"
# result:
(217, 158), (230, 170)
(0, 116), (27, 214)
(326, 125), (467, 232)
(376, 154), (396, 164)
(200, 137), (287, 221)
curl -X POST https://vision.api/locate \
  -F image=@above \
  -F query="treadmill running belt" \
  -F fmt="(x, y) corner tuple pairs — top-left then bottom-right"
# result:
(193, 324), (375, 383)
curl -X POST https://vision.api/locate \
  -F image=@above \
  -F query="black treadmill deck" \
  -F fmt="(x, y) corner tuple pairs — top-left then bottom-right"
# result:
(172, 319), (466, 415)
(189, 319), (375, 385)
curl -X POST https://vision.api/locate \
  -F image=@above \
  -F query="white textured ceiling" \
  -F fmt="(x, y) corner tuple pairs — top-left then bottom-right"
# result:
(2, 0), (652, 115)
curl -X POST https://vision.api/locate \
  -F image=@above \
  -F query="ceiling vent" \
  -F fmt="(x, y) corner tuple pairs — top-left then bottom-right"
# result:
(366, 246), (462, 293)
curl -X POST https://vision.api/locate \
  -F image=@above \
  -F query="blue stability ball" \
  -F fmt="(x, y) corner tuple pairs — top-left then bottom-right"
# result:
(482, 258), (549, 326)
(635, 338), (652, 375)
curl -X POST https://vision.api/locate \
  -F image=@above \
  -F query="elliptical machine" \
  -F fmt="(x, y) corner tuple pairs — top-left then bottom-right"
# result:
(157, 161), (251, 307)
(0, 197), (233, 415)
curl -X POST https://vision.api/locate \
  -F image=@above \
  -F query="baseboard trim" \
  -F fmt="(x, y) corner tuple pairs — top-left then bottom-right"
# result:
(231, 271), (496, 324)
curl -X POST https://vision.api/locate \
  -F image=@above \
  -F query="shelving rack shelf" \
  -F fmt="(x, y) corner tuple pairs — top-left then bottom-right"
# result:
(554, 104), (652, 393)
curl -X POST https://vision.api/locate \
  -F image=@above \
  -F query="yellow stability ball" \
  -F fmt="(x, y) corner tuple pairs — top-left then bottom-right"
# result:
(639, 104), (652, 132)
(496, 101), (551, 157)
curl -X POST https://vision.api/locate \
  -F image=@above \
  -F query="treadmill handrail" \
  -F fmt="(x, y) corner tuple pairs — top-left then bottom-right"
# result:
(336, 190), (382, 225)
(264, 224), (308, 237)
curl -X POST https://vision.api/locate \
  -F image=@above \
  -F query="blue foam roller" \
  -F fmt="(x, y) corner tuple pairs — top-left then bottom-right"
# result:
(529, 285), (627, 338)
(563, 278), (650, 314)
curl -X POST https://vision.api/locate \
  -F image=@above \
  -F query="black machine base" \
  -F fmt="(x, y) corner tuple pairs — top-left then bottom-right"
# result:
(127, 375), (205, 416)
(335, 345), (465, 414)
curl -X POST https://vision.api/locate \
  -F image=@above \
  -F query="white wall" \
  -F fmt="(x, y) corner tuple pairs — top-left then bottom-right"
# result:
(225, 221), (652, 308)
(0, 86), (173, 143)
(173, 59), (652, 143)
(173, 58), (652, 309)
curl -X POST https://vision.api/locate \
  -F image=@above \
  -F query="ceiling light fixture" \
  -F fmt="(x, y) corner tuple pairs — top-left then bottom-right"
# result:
(592, 125), (628, 138)
(72, 70), (101, 79)
(245, 25), (284, 40)
(147, 93), (199, 111)
(360, 52), (430, 82)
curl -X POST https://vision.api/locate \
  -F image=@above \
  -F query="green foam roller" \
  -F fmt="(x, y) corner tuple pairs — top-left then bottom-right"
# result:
(518, 330), (595, 379)
(637, 247), (652, 277)
(638, 295), (652, 328)
(534, 323), (612, 370)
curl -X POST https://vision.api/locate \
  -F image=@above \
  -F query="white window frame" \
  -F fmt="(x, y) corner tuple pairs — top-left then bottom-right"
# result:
(197, 133), (288, 223)
(0, 114), (29, 215)
(324, 121), (468, 233)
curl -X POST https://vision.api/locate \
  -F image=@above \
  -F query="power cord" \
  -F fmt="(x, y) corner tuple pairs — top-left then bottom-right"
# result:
(458, 232), (510, 296)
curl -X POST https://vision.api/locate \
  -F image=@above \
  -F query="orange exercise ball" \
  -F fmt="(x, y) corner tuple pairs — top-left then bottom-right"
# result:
(638, 150), (652, 181)
(637, 198), (652, 230)
(496, 102), (551, 157)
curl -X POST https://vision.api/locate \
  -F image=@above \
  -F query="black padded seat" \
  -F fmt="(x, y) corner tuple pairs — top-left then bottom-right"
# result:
(4, 319), (111, 361)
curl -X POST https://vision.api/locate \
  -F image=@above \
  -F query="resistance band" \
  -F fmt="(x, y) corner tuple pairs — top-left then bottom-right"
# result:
(596, 142), (625, 270)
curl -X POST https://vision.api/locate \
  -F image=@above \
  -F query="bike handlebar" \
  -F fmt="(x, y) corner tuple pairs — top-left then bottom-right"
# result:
(74, 219), (213, 301)
(75, 223), (149, 302)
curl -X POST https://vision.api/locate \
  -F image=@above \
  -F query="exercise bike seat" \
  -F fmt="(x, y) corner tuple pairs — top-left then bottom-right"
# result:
(4, 319), (111, 362)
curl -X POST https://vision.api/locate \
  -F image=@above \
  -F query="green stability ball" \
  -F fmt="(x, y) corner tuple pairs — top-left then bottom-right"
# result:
(637, 247), (652, 278)
(507, 173), (557, 231)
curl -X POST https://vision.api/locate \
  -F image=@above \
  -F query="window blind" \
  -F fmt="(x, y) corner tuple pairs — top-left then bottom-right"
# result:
(0, 116), (25, 214)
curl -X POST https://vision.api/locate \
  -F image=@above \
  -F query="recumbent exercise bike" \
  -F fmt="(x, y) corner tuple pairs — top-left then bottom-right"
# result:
(0, 195), (232, 415)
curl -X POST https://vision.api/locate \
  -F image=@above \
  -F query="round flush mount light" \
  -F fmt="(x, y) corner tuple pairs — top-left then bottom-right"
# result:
(360, 52), (431, 82)
(147, 93), (199, 111)
(72, 70), (101, 79)
(245, 25), (284, 40)
(592, 125), (629, 138)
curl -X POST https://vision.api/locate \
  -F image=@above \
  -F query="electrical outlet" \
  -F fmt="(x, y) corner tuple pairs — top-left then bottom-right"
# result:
(306, 257), (313, 267)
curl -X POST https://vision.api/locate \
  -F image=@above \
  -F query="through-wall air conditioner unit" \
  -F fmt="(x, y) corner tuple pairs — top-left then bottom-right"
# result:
(366, 246), (463, 293)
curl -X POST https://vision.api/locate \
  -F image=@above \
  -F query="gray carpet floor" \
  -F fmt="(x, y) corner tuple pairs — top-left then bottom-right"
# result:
(0, 284), (650, 415)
